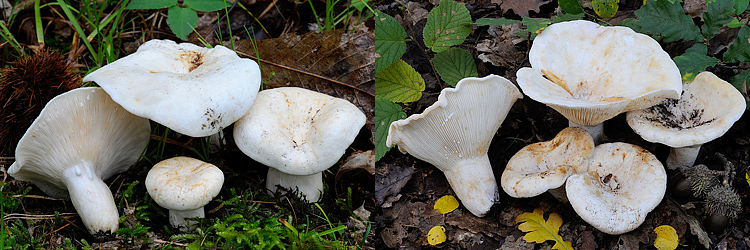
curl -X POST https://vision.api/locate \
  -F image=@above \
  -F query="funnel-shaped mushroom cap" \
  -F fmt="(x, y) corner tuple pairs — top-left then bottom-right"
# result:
(516, 20), (682, 126)
(386, 75), (523, 217)
(234, 87), (366, 175)
(566, 143), (666, 235)
(82, 39), (262, 137)
(627, 71), (746, 147)
(9, 87), (150, 235)
(501, 127), (594, 198)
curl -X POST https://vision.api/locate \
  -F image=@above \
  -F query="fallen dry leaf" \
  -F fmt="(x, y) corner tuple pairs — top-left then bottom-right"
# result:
(496, 0), (552, 17)
(234, 30), (374, 125)
(375, 163), (414, 207)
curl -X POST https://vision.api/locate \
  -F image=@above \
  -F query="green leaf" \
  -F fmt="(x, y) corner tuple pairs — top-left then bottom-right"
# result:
(516, 17), (552, 39)
(126, 0), (177, 9)
(730, 69), (750, 109)
(735, 0), (749, 14)
(422, 0), (472, 53)
(593, 0), (619, 18)
(558, 0), (584, 14)
(167, 6), (199, 40)
(702, 0), (735, 39)
(375, 59), (425, 102)
(374, 99), (407, 161)
(432, 47), (477, 87)
(724, 25), (750, 62)
(351, 0), (369, 12)
(553, 13), (585, 22)
(727, 17), (745, 28)
(183, 0), (228, 12)
(475, 17), (522, 26)
(374, 10), (407, 74)
(634, 0), (704, 42)
(673, 43), (720, 81)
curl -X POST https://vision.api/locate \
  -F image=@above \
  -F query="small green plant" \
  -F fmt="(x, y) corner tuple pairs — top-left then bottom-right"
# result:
(308, 0), (373, 32)
(126, 0), (229, 40)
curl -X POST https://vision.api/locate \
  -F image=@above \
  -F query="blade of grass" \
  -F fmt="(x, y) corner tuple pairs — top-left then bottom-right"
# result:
(307, 0), (323, 32)
(34, 0), (44, 47)
(0, 21), (24, 55)
(56, 0), (99, 64)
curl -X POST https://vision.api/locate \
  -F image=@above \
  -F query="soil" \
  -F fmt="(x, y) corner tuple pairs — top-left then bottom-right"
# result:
(372, 0), (750, 249)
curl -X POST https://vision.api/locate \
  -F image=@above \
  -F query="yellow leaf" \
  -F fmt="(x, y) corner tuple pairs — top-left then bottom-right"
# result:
(745, 173), (749, 187)
(515, 208), (573, 250)
(434, 195), (459, 214)
(653, 225), (679, 250)
(427, 226), (446, 245)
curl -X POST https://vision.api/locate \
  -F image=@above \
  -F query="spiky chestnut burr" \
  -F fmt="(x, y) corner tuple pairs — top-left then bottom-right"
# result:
(0, 50), (80, 156)
(684, 164), (720, 198)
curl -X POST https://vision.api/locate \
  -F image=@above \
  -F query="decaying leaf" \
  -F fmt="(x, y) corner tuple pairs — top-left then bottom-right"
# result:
(515, 208), (573, 250)
(653, 225), (679, 250)
(375, 163), (414, 207)
(434, 195), (459, 214)
(497, 0), (552, 17)
(427, 226), (447, 245)
(234, 30), (374, 126)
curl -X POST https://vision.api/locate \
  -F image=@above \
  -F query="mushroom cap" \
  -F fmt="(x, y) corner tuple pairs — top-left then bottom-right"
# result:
(501, 127), (594, 198)
(516, 20), (682, 126)
(386, 75), (523, 171)
(566, 142), (667, 235)
(82, 39), (262, 137)
(145, 157), (224, 211)
(8, 87), (151, 198)
(626, 71), (746, 147)
(233, 87), (366, 176)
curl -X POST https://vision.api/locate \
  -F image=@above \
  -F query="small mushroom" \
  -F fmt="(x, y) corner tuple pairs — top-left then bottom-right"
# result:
(516, 20), (682, 143)
(627, 72), (746, 171)
(82, 39), (262, 137)
(566, 142), (667, 235)
(233, 87), (366, 202)
(8, 87), (150, 236)
(145, 156), (224, 231)
(386, 75), (523, 217)
(501, 127), (594, 198)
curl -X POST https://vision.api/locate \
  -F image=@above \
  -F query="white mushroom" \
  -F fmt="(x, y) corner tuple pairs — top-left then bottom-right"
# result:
(566, 142), (667, 235)
(233, 87), (366, 202)
(516, 20), (682, 143)
(145, 156), (224, 231)
(627, 71), (746, 171)
(82, 39), (262, 137)
(8, 87), (150, 236)
(386, 75), (523, 217)
(501, 127), (594, 198)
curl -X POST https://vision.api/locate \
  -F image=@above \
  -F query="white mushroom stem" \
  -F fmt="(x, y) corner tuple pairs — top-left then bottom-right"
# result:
(569, 121), (604, 144)
(441, 155), (498, 217)
(169, 208), (205, 231)
(266, 168), (324, 202)
(668, 144), (702, 171)
(62, 164), (119, 235)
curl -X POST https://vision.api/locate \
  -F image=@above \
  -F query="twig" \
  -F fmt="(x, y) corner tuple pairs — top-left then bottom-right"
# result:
(258, 0), (280, 19)
(234, 50), (374, 96)
(4, 212), (78, 220)
(12, 194), (65, 201)
(150, 134), (196, 151)
(152, 239), (189, 247)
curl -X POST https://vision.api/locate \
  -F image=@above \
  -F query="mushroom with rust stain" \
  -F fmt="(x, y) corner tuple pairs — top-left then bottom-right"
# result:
(516, 20), (682, 143)
(145, 156), (224, 231)
(233, 87), (366, 202)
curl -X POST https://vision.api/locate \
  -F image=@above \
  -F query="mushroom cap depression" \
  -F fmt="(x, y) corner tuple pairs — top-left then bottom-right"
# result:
(501, 127), (594, 198)
(146, 157), (224, 211)
(566, 143), (667, 235)
(82, 39), (262, 137)
(234, 87), (367, 176)
(386, 75), (523, 216)
(9, 87), (150, 198)
(627, 71), (746, 147)
(516, 20), (682, 126)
